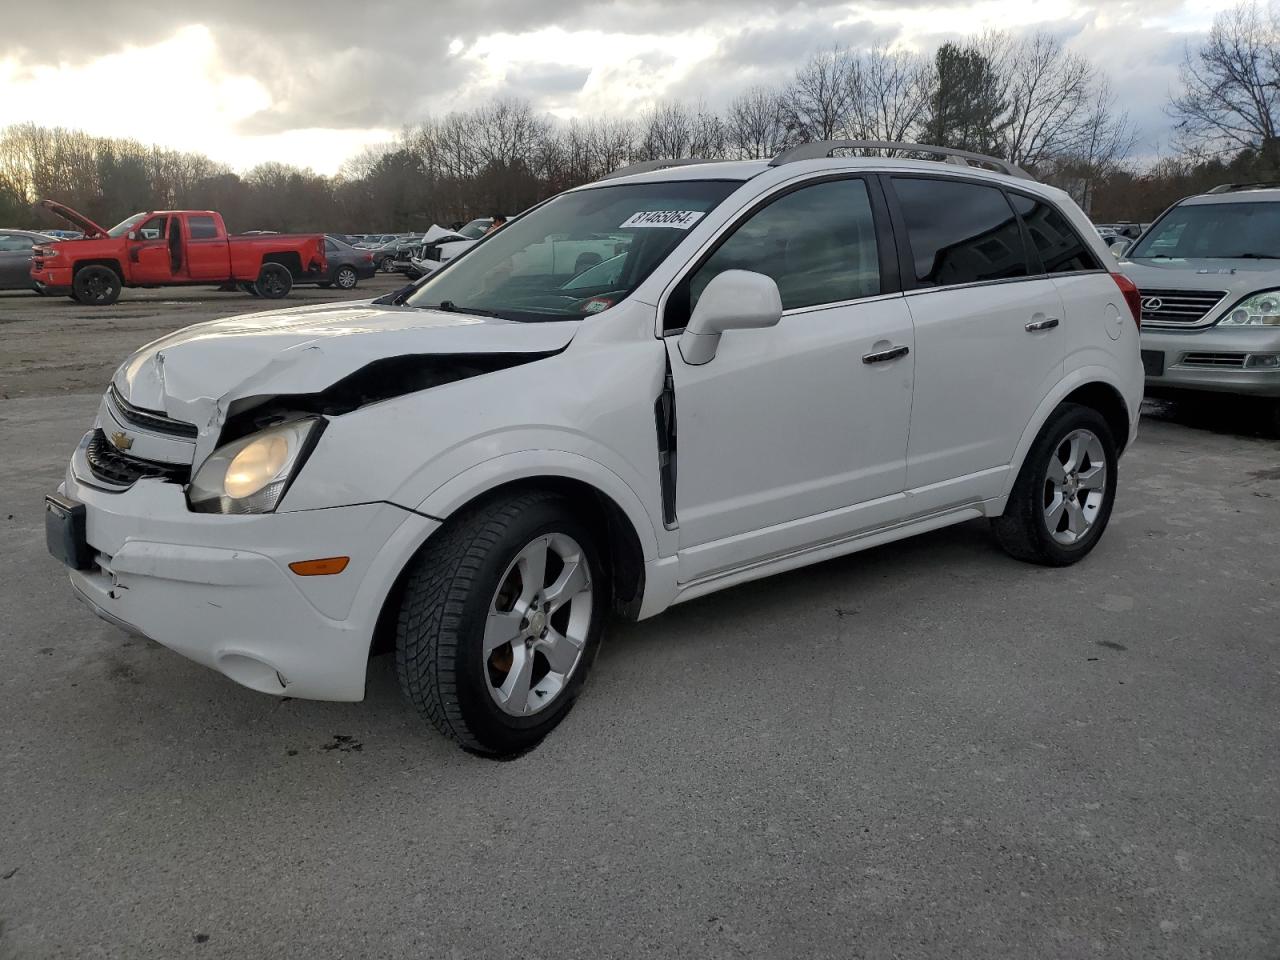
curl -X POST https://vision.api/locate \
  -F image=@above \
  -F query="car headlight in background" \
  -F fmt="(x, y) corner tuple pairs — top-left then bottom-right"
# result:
(187, 418), (323, 514)
(1220, 290), (1280, 326)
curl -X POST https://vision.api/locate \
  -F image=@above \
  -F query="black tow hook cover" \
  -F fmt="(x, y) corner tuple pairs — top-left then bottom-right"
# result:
(45, 494), (94, 570)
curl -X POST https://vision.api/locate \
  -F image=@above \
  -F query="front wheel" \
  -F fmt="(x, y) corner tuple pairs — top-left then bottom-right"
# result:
(991, 403), (1118, 566)
(72, 265), (122, 305)
(396, 492), (606, 755)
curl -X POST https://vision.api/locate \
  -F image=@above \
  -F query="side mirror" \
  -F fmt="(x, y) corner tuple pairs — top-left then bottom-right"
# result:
(1109, 238), (1131, 258)
(678, 270), (783, 365)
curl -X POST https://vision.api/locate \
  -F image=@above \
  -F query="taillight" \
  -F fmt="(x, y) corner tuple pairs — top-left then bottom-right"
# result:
(364, 253), (373, 262)
(1111, 272), (1141, 329)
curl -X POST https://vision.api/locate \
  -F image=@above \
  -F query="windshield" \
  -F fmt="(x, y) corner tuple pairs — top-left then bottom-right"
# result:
(405, 180), (740, 322)
(1131, 201), (1280, 259)
(458, 219), (491, 240)
(107, 213), (148, 238)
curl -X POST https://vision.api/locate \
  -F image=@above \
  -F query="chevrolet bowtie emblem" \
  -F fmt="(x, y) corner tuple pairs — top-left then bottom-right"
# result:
(109, 431), (133, 451)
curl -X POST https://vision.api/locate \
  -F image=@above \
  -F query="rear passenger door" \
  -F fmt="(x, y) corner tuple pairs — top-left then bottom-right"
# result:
(186, 215), (231, 281)
(887, 175), (1065, 502)
(664, 176), (915, 582)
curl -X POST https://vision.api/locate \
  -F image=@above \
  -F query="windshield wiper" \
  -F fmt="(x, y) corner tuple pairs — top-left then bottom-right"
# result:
(417, 300), (504, 318)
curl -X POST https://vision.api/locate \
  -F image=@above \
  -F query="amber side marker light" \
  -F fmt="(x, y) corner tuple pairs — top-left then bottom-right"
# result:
(289, 557), (350, 576)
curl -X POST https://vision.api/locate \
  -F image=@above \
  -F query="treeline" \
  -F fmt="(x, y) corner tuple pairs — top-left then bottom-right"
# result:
(2, 14), (1278, 233)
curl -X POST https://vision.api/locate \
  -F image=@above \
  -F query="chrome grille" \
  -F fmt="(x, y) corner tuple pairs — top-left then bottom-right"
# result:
(107, 383), (198, 438)
(85, 430), (190, 486)
(1178, 352), (1247, 368)
(1138, 288), (1226, 326)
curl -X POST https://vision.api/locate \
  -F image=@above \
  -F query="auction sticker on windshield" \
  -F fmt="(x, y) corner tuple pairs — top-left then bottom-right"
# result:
(620, 210), (705, 229)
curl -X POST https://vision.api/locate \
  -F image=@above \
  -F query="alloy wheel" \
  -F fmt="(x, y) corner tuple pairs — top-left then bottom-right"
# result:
(1044, 428), (1107, 545)
(483, 533), (594, 717)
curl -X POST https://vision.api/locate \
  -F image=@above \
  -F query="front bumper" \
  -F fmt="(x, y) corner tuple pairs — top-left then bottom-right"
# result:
(1141, 325), (1280, 398)
(32, 265), (73, 291)
(59, 441), (439, 701)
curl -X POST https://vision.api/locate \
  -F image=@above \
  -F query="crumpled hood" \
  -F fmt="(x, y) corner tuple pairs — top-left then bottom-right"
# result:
(112, 300), (580, 441)
(1118, 257), (1280, 299)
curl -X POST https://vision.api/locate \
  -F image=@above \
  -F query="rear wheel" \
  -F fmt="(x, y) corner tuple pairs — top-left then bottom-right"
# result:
(334, 264), (358, 289)
(396, 491), (606, 755)
(379, 256), (395, 272)
(991, 403), (1118, 566)
(254, 263), (292, 299)
(71, 265), (122, 305)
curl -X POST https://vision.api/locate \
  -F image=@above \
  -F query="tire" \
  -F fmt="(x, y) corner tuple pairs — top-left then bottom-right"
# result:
(254, 262), (293, 299)
(379, 256), (395, 273)
(396, 491), (607, 756)
(1267, 399), (1280, 438)
(334, 265), (358, 290)
(238, 281), (261, 297)
(991, 402), (1118, 566)
(71, 265), (122, 305)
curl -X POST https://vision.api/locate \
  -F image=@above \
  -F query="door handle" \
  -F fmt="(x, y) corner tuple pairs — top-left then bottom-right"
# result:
(862, 345), (910, 364)
(1025, 316), (1060, 332)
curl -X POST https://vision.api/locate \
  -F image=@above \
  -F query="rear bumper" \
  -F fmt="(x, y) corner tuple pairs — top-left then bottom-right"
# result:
(1141, 325), (1280, 398)
(60, 448), (439, 701)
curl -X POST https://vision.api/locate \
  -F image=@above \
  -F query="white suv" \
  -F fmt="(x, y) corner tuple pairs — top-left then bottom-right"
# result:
(47, 142), (1144, 755)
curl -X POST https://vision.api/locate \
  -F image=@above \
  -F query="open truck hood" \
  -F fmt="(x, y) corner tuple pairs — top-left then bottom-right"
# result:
(112, 300), (581, 460)
(39, 199), (109, 239)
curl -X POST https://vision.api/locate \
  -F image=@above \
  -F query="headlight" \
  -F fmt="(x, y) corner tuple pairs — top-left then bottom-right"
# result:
(187, 418), (323, 514)
(37, 247), (58, 258)
(1219, 290), (1280, 326)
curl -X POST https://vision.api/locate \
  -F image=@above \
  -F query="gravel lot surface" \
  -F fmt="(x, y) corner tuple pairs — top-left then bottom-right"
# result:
(0, 280), (1277, 959)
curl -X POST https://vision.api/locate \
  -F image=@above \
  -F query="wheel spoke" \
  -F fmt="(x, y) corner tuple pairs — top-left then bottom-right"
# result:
(1045, 492), (1067, 529)
(497, 644), (534, 714)
(544, 557), (588, 613)
(516, 538), (549, 605)
(1065, 498), (1088, 537)
(1077, 462), (1106, 491)
(1064, 435), (1086, 473)
(539, 628), (583, 675)
(1047, 457), (1067, 485)
(483, 608), (525, 655)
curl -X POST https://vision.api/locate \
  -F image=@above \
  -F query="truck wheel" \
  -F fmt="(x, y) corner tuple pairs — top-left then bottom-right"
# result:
(334, 265), (359, 290)
(991, 403), (1118, 566)
(72, 265), (122, 306)
(254, 263), (292, 299)
(396, 491), (607, 756)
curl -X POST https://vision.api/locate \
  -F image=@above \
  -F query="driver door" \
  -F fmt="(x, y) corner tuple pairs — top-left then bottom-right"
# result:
(663, 176), (915, 583)
(128, 215), (176, 283)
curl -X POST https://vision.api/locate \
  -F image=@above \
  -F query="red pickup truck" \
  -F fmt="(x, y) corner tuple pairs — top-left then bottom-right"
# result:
(31, 200), (327, 305)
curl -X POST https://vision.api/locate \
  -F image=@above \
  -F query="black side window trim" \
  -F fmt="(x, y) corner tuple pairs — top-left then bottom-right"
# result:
(883, 171), (1044, 291)
(661, 173), (901, 334)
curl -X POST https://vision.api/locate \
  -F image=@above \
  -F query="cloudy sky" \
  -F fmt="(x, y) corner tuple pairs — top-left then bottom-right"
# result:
(0, 0), (1231, 175)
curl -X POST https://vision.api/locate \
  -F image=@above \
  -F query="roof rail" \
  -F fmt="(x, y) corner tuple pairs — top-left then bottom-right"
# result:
(1206, 181), (1280, 194)
(599, 158), (725, 180)
(769, 140), (1034, 180)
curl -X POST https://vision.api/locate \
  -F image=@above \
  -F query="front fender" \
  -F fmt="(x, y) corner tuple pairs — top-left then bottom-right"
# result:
(413, 448), (664, 562)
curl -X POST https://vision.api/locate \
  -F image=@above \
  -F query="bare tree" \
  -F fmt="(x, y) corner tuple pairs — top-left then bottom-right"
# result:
(848, 46), (932, 145)
(782, 46), (858, 142)
(998, 33), (1097, 168)
(726, 87), (790, 159)
(1170, 1), (1280, 155)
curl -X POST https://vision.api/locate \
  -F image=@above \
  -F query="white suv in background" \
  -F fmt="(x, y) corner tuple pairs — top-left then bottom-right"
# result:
(47, 142), (1143, 755)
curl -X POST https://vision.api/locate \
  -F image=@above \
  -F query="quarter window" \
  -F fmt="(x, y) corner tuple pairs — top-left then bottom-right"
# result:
(892, 177), (1029, 287)
(1008, 194), (1100, 273)
(188, 216), (219, 240)
(669, 178), (882, 329)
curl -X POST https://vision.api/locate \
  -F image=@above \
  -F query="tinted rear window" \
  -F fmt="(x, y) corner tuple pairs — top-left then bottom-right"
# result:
(893, 177), (1029, 287)
(1009, 194), (1099, 272)
(189, 216), (219, 240)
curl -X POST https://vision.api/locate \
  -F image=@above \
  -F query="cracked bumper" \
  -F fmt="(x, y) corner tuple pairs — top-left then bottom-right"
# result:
(60, 453), (438, 701)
